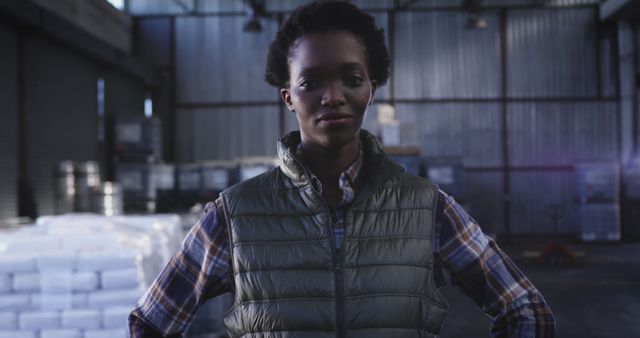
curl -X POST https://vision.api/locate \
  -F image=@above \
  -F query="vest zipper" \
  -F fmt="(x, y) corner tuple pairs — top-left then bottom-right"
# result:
(323, 202), (345, 338)
(287, 154), (346, 337)
(325, 206), (345, 338)
(335, 252), (345, 337)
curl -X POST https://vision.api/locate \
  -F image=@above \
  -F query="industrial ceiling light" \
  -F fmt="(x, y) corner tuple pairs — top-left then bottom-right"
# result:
(466, 13), (487, 29)
(243, 16), (262, 33)
(243, 0), (266, 33)
(463, 0), (487, 30)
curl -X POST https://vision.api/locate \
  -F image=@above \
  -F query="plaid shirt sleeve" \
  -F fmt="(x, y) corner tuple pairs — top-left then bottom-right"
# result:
(128, 198), (233, 338)
(433, 190), (556, 338)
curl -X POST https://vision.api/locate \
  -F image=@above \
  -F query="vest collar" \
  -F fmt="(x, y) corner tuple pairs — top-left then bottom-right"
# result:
(277, 131), (309, 188)
(277, 129), (405, 197)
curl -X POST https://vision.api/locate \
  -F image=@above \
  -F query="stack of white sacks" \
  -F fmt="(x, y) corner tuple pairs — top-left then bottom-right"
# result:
(0, 214), (183, 338)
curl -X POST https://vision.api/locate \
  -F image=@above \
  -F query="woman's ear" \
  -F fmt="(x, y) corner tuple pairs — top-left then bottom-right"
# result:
(280, 88), (295, 112)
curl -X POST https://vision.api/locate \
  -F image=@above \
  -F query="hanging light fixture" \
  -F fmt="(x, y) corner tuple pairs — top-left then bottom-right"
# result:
(243, 0), (266, 33)
(463, 0), (487, 30)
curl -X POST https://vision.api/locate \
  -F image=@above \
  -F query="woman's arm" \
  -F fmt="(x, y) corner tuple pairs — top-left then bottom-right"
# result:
(434, 191), (556, 338)
(128, 199), (233, 338)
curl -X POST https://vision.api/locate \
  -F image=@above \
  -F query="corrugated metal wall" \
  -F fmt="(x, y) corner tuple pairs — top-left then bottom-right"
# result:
(395, 103), (503, 166)
(0, 16), (150, 219)
(175, 16), (279, 103)
(393, 11), (501, 99)
(387, 6), (615, 236)
(0, 21), (18, 221)
(173, 14), (283, 161)
(510, 171), (577, 235)
(507, 8), (598, 97)
(600, 21), (619, 98)
(466, 172), (505, 235)
(135, 1), (619, 236)
(618, 22), (636, 163)
(502, 8), (617, 235)
(11, 34), (148, 217)
(24, 36), (100, 216)
(136, 18), (173, 161)
(105, 69), (146, 117)
(508, 102), (618, 166)
(176, 106), (280, 162)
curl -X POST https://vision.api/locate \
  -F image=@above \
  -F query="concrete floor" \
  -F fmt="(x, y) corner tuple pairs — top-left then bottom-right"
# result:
(439, 242), (640, 338)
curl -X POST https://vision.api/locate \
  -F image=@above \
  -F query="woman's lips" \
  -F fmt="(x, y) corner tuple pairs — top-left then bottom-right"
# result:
(317, 113), (353, 126)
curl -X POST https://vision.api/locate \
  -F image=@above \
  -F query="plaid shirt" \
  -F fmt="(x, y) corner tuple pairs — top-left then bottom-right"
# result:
(129, 152), (555, 338)
(298, 145), (363, 251)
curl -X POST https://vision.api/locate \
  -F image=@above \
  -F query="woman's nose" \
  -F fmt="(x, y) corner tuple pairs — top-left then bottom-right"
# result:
(321, 82), (346, 108)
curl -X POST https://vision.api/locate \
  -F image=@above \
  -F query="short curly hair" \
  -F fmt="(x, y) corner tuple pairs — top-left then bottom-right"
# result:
(264, 0), (391, 88)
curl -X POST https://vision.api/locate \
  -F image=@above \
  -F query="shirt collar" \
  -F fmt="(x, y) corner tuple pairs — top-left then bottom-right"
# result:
(295, 143), (364, 207)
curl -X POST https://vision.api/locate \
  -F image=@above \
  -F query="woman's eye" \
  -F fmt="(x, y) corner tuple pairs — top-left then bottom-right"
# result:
(345, 76), (364, 87)
(299, 79), (317, 89)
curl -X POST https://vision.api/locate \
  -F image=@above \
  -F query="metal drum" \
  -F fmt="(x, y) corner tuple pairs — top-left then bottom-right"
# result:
(54, 161), (75, 214)
(93, 182), (123, 216)
(74, 161), (101, 212)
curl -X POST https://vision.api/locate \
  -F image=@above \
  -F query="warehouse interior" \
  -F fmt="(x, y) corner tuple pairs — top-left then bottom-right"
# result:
(0, 0), (639, 337)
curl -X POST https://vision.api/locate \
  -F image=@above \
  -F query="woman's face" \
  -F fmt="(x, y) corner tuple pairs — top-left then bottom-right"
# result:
(281, 31), (377, 149)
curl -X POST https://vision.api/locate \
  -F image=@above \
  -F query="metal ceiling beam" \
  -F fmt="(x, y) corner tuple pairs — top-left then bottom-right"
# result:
(600, 0), (640, 21)
(172, 0), (193, 14)
(394, 0), (422, 11)
(0, 0), (159, 86)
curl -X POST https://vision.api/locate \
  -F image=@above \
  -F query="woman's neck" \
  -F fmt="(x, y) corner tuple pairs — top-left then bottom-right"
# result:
(299, 137), (361, 186)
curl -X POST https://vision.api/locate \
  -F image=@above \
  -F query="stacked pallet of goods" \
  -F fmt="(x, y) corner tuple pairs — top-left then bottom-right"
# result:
(0, 214), (182, 338)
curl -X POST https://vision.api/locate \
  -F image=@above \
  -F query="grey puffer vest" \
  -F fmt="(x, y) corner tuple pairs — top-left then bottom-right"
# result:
(220, 130), (448, 338)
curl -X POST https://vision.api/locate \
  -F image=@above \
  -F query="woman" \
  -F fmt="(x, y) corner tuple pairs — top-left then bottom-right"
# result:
(129, 1), (555, 337)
